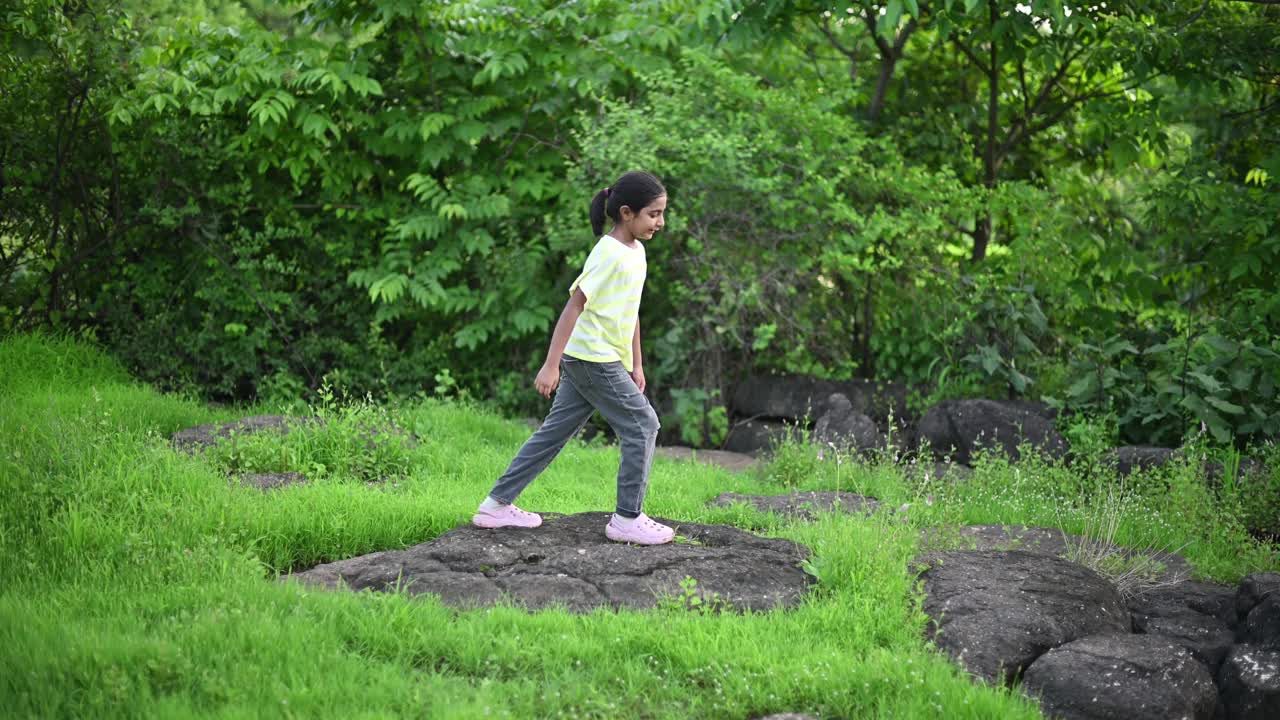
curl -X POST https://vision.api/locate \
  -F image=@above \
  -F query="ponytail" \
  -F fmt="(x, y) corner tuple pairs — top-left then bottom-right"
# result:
(588, 171), (666, 237)
(590, 188), (610, 237)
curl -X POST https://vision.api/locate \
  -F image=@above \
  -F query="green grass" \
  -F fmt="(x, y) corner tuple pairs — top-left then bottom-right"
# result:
(1, 333), (1276, 719)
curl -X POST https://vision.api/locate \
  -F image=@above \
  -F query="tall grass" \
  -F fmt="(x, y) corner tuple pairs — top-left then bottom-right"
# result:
(1, 333), (1274, 718)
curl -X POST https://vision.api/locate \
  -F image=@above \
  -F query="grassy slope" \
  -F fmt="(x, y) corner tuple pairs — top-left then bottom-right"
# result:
(1, 333), (1274, 719)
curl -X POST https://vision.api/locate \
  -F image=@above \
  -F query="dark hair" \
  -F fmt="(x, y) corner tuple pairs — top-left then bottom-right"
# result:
(589, 171), (666, 237)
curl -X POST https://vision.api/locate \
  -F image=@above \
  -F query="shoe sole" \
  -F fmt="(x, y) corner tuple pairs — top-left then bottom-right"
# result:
(472, 514), (542, 529)
(605, 525), (674, 545)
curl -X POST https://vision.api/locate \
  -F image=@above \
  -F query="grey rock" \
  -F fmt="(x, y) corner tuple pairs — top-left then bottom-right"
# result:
(1236, 573), (1280, 622)
(284, 512), (813, 613)
(916, 525), (1192, 582)
(169, 414), (322, 452)
(1106, 446), (1178, 476)
(1021, 633), (1217, 720)
(655, 446), (758, 473)
(813, 393), (884, 454)
(1130, 581), (1238, 672)
(1216, 645), (1280, 720)
(918, 550), (1129, 683)
(1242, 594), (1280, 650)
(925, 461), (974, 484)
(916, 399), (1069, 465)
(723, 419), (797, 456)
(234, 472), (309, 491)
(731, 374), (912, 426)
(706, 491), (881, 521)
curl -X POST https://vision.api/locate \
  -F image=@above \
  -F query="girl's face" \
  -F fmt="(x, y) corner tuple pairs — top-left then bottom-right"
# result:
(622, 194), (667, 240)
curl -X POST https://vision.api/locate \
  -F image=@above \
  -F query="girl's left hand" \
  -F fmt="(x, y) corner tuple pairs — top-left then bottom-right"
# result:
(630, 366), (646, 394)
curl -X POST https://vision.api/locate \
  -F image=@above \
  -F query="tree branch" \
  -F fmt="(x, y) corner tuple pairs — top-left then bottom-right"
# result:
(815, 16), (857, 60)
(951, 35), (990, 75)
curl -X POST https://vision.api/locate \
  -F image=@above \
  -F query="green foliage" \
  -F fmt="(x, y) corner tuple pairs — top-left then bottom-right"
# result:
(1054, 327), (1280, 447)
(203, 394), (415, 484)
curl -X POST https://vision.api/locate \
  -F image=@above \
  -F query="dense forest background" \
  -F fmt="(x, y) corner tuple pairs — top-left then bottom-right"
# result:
(3, 0), (1278, 448)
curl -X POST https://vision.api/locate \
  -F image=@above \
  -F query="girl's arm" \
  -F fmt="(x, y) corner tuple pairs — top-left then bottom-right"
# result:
(535, 288), (587, 398)
(630, 320), (645, 393)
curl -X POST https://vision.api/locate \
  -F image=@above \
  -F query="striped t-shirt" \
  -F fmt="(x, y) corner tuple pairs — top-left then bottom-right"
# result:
(563, 235), (647, 372)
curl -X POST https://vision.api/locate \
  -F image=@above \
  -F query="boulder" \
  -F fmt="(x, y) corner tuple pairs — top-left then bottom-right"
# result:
(284, 512), (813, 613)
(923, 461), (974, 484)
(1241, 594), (1280, 650)
(1021, 633), (1217, 720)
(915, 525), (1192, 582)
(706, 491), (881, 522)
(723, 419), (797, 456)
(655, 446), (758, 473)
(1130, 581), (1238, 672)
(918, 550), (1129, 683)
(915, 399), (1068, 464)
(1236, 573), (1280, 622)
(234, 472), (309, 491)
(731, 374), (911, 426)
(169, 414), (321, 452)
(1216, 645), (1280, 720)
(812, 393), (884, 455)
(1106, 446), (1178, 476)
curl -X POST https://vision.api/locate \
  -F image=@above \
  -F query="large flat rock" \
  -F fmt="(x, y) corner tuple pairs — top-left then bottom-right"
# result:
(707, 491), (881, 521)
(918, 550), (1130, 683)
(1022, 633), (1217, 720)
(284, 512), (813, 613)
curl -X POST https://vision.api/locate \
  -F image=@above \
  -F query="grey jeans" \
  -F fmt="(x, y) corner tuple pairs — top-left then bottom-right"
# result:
(488, 357), (661, 516)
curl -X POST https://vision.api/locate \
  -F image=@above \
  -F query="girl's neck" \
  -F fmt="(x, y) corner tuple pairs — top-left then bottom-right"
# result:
(607, 224), (638, 246)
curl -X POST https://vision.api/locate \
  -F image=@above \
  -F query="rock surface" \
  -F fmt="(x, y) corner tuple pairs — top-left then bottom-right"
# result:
(812, 393), (884, 454)
(1236, 573), (1280, 622)
(1130, 581), (1238, 671)
(170, 414), (321, 452)
(915, 399), (1068, 464)
(916, 525), (1192, 581)
(918, 550), (1129, 683)
(1216, 645), (1280, 720)
(655, 446), (758, 473)
(706, 491), (881, 521)
(285, 512), (812, 613)
(1106, 446), (1178, 476)
(234, 471), (309, 490)
(723, 419), (797, 456)
(731, 374), (911, 426)
(1021, 633), (1217, 720)
(1242, 594), (1280, 650)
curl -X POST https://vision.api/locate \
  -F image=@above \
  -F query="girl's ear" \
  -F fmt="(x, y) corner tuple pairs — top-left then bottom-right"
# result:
(618, 205), (634, 221)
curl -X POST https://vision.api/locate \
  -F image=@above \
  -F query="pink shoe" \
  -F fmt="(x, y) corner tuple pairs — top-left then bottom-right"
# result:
(605, 513), (675, 545)
(472, 503), (542, 529)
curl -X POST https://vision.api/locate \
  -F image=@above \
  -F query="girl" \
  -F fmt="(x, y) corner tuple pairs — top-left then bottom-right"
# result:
(472, 171), (674, 545)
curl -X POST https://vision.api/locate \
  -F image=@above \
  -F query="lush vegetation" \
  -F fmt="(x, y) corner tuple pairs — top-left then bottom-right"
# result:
(3, 0), (1277, 449)
(1, 333), (1276, 718)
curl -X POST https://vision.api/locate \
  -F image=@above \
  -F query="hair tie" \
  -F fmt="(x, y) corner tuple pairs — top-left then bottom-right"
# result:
(603, 186), (612, 197)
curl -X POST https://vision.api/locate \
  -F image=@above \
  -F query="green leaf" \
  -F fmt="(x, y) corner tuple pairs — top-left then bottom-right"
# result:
(1189, 371), (1223, 394)
(904, 0), (920, 16)
(1229, 367), (1255, 390)
(964, 0), (982, 12)
(1206, 397), (1245, 415)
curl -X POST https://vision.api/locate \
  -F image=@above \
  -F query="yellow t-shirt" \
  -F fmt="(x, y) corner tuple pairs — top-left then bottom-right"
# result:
(564, 235), (647, 372)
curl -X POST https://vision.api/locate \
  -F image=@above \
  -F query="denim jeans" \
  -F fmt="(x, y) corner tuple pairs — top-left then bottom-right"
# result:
(488, 357), (661, 516)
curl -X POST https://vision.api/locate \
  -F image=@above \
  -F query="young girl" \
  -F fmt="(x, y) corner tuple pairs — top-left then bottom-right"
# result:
(472, 171), (674, 545)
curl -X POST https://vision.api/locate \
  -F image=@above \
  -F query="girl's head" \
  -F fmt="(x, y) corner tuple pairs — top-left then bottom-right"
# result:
(590, 171), (667, 239)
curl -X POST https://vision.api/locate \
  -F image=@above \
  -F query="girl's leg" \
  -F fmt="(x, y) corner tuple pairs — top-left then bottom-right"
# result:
(568, 360), (661, 517)
(486, 360), (595, 505)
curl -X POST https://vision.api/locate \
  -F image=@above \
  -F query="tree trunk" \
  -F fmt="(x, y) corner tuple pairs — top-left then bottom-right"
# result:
(971, 0), (1001, 263)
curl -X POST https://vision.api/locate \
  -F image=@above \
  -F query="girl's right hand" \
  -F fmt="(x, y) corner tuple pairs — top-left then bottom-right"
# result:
(534, 363), (559, 399)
